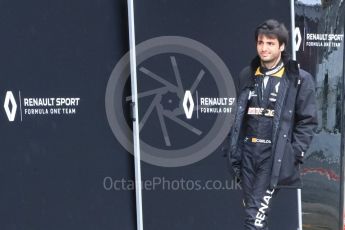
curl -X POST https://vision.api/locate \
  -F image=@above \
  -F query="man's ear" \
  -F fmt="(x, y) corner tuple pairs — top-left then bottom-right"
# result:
(280, 43), (285, 52)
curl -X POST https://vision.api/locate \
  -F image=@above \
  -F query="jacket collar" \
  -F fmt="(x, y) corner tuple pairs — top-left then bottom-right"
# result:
(241, 53), (299, 90)
(250, 53), (299, 78)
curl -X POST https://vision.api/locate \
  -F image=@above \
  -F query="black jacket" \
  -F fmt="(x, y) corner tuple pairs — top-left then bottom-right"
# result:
(228, 55), (318, 189)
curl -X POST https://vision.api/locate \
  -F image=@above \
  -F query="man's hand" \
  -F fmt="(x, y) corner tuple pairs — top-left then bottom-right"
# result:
(295, 153), (304, 165)
(232, 165), (242, 183)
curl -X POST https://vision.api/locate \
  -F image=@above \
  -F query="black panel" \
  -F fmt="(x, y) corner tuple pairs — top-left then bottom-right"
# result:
(0, 0), (136, 229)
(295, 0), (345, 229)
(133, 1), (298, 230)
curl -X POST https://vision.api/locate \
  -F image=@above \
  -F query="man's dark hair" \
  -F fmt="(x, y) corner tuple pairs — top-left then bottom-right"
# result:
(255, 19), (289, 46)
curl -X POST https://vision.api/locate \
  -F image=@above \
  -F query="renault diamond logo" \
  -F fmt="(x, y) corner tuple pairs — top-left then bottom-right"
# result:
(183, 90), (194, 119)
(4, 91), (17, 122)
(295, 27), (302, 52)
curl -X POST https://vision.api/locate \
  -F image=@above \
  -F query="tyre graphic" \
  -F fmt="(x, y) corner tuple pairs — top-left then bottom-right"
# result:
(105, 36), (236, 167)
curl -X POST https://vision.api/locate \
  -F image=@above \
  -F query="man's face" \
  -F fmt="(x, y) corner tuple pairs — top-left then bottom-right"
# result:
(256, 34), (285, 68)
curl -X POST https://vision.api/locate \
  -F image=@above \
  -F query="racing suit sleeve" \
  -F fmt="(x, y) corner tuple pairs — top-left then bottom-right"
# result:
(292, 70), (318, 163)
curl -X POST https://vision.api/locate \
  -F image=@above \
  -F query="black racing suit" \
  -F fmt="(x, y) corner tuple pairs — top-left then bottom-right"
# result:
(242, 62), (284, 230)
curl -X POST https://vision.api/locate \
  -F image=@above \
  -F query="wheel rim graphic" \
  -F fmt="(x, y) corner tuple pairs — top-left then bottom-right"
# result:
(105, 36), (236, 167)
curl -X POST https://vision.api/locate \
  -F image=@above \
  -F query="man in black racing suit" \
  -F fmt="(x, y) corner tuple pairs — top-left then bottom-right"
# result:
(228, 19), (317, 230)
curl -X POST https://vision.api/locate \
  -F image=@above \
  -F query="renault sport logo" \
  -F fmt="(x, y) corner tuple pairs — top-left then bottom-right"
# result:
(295, 27), (302, 51)
(183, 90), (194, 119)
(4, 91), (17, 121)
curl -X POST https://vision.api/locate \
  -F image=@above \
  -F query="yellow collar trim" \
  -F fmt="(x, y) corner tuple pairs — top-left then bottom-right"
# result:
(255, 67), (263, 76)
(255, 67), (285, 78)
